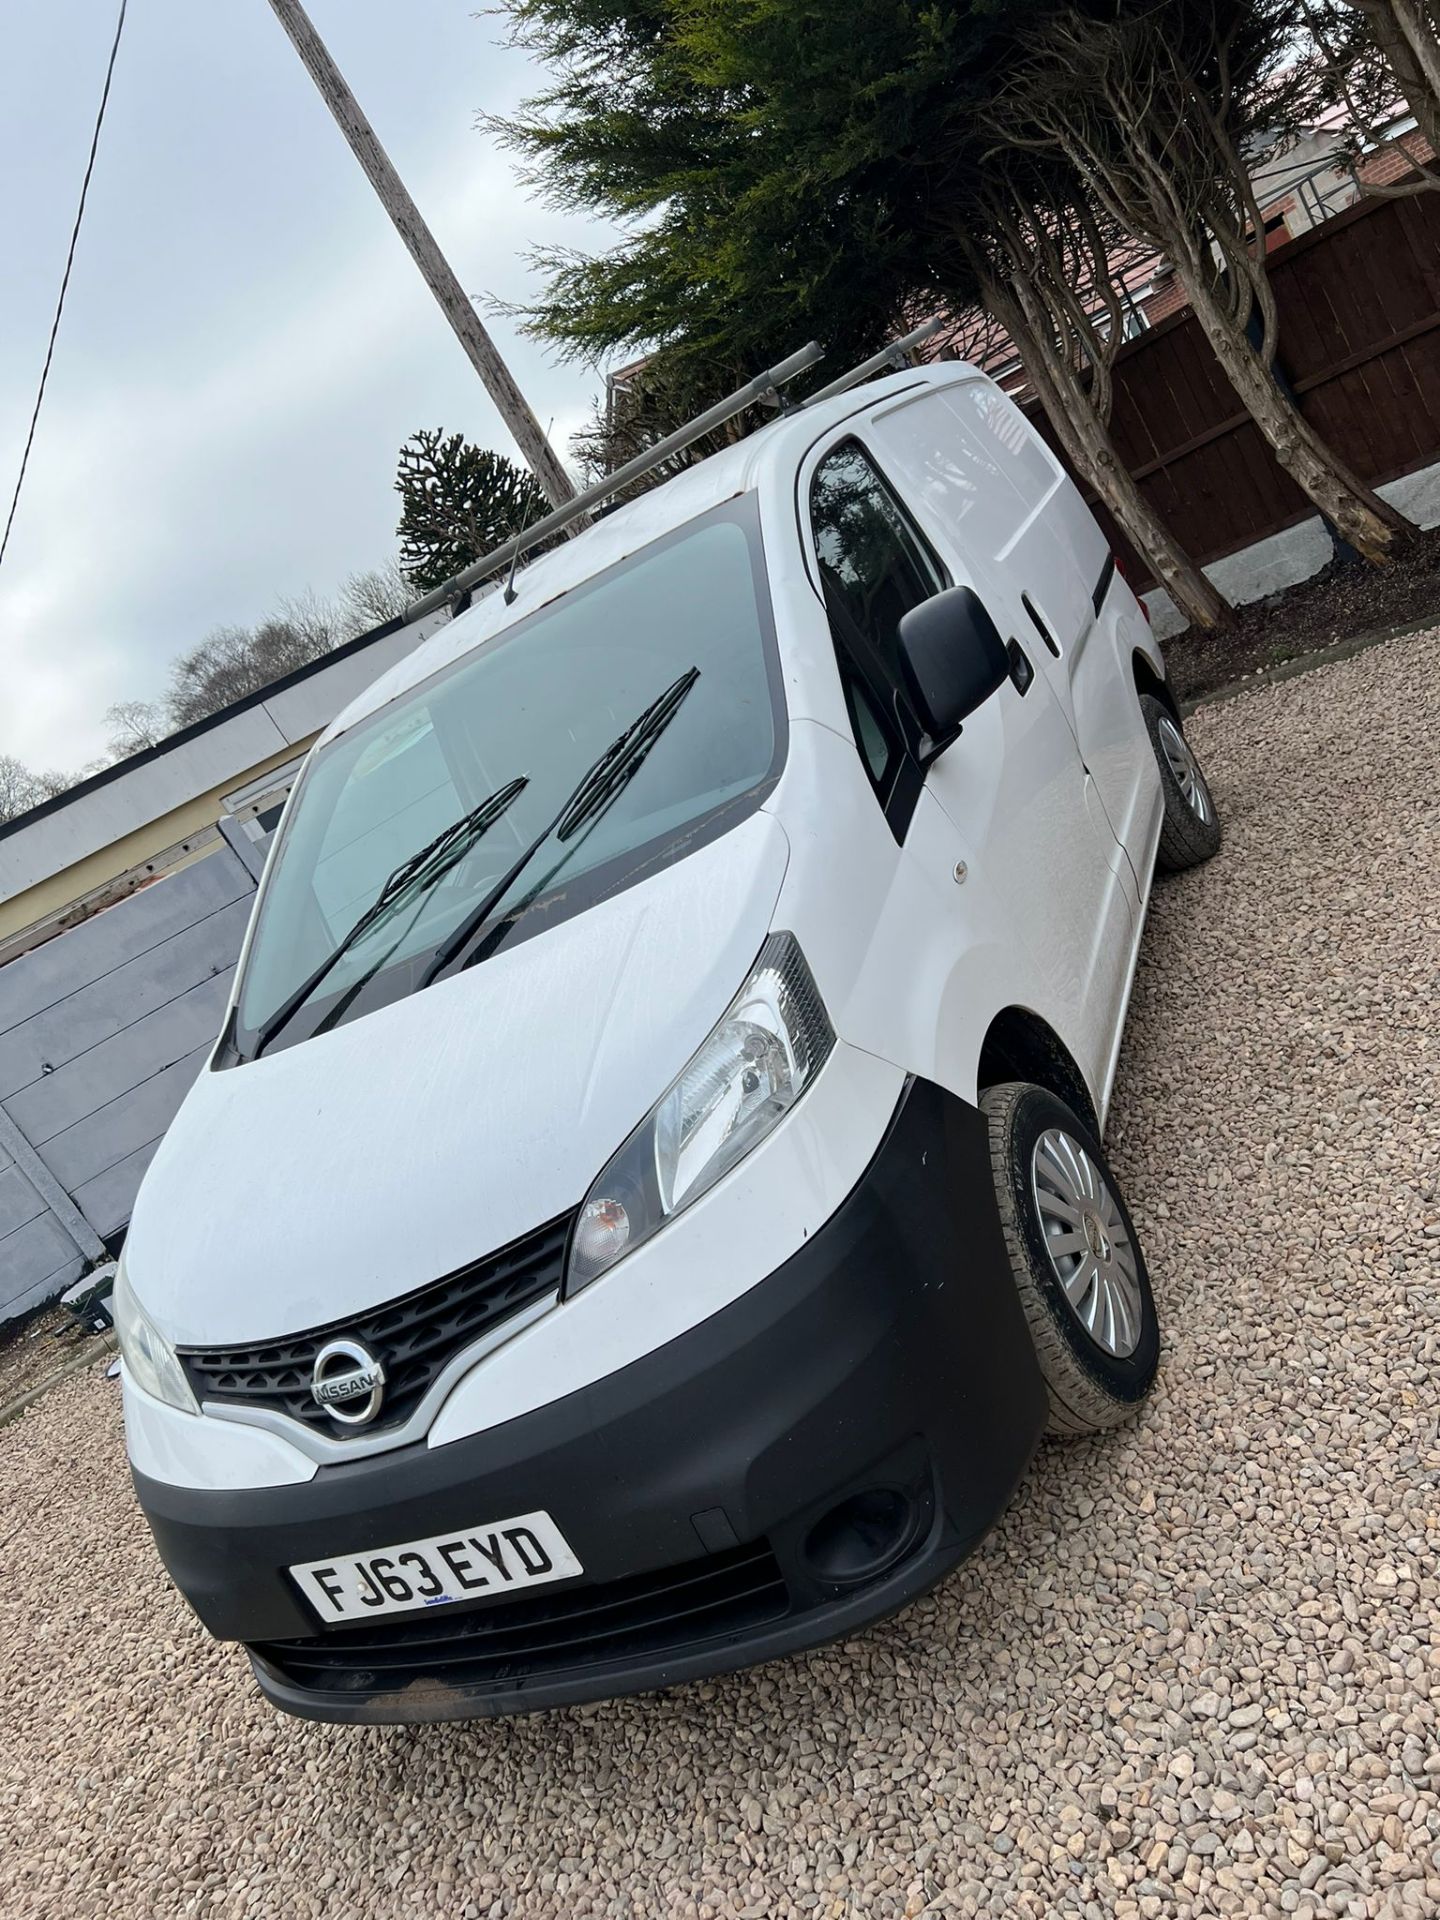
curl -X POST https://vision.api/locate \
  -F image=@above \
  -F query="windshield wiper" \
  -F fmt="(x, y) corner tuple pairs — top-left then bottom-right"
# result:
(419, 666), (700, 987)
(249, 775), (529, 1058)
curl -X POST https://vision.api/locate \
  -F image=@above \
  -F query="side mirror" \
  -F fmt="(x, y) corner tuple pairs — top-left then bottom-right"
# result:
(897, 587), (1010, 763)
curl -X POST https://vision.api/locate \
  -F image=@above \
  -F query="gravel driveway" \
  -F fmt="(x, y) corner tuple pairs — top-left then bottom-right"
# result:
(4, 630), (1438, 1920)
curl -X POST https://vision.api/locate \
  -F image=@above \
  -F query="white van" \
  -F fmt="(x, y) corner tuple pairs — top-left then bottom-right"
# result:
(117, 354), (1220, 1725)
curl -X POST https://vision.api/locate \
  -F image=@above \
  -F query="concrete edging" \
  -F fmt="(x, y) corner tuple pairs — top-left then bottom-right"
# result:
(0, 1332), (117, 1431)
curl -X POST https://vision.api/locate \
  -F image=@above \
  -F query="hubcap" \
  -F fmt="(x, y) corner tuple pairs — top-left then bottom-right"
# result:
(1157, 715), (1214, 825)
(1031, 1130), (1144, 1359)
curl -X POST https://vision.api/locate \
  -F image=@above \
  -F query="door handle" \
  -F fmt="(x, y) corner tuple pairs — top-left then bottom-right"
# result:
(1022, 594), (1062, 658)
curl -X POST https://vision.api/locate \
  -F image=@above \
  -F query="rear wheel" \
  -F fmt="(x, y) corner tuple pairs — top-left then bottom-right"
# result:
(1141, 694), (1221, 872)
(980, 1082), (1159, 1435)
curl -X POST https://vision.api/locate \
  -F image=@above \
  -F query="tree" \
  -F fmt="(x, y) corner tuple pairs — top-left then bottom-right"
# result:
(994, 1), (1414, 564)
(165, 615), (336, 729)
(1301, 0), (1440, 188)
(338, 560), (411, 633)
(395, 431), (551, 593)
(98, 565), (409, 747)
(492, 0), (1233, 630)
(571, 351), (758, 492)
(105, 700), (163, 757)
(0, 755), (69, 823)
(0, 755), (43, 823)
(947, 157), (1234, 629)
(1349, 0), (1440, 148)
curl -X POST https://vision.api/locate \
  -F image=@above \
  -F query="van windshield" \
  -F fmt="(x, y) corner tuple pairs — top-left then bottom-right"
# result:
(228, 498), (783, 1059)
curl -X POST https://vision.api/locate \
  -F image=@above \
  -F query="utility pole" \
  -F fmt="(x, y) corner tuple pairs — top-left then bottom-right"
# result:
(265, 0), (576, 509)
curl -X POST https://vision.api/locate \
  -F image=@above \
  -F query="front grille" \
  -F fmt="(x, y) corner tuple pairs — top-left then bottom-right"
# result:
(179, 1213), (571, 1437)
(254, 1541), (789, 1698)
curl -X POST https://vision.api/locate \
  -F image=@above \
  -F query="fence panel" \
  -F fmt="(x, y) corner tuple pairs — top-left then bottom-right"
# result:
(0, 843), (259, 1320)
(1027, 192), (1440, 586)
(0, 1134), (84, 1323)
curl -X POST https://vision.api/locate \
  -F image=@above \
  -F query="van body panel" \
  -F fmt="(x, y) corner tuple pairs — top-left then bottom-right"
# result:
(792, 413), (1134, 1111)
(426, 1040), (905, 1447)
(124, 810), (790, 1348)
(1071, 589), (1168, 873)
(132, 1076), (1047, 1700)
(762, 722), (1054, 1109)
(862, 381), (1164, 883)
(863, 377), (1104, 670)
(124, 1368), (319, 1489)
(920, 679), (1136, 1111)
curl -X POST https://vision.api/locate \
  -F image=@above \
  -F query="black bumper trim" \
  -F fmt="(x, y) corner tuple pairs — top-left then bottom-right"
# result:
(133, 1074), (1048, 1722)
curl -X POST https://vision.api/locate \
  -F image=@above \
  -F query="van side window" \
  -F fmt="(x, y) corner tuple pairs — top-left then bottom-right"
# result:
(811, 441), (946, 677)
(841, 669), (896, 789)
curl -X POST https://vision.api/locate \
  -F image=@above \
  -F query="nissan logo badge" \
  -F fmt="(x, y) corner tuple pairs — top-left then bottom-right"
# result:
(310, 1337), (386, 1426)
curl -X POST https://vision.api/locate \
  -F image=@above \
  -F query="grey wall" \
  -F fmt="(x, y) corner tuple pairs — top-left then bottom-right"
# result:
(0, 843), (257, 1324)
(1145, 456), (1440, 640)
(0, 1131), (86, 1324)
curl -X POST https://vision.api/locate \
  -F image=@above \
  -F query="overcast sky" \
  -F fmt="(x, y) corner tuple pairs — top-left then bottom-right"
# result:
(0, 0), (618, 773)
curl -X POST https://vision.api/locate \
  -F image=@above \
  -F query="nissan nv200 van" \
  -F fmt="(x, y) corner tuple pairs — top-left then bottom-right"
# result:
(118, 355), (1221, 1723)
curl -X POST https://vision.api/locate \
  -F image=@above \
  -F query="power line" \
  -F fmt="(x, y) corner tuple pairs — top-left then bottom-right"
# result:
(0, 0), (128, 574)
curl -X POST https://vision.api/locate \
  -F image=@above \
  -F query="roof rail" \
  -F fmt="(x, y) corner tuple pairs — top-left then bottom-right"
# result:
(406, 340), (826, 618)
(403, 317), (944, 621)
(803, 317), (944, 406)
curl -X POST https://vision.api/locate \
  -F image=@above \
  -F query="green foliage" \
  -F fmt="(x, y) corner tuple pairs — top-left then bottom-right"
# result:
(395, 430), (551, 593)
(488, 1), (1043, 465)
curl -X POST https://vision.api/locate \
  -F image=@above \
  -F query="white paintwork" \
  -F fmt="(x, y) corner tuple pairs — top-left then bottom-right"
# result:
(121, 362), (1181, 1495)
(840, 393), (1143, 1094)
(860, 380), (1163, 879)
(123, 1364), (318, 1489)
(125, 812), (790, 1346)
(429, 1042), (904, 1446)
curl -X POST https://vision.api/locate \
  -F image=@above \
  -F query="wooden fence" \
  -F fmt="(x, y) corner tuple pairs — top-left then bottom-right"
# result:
(1028, 192), (1440, 587)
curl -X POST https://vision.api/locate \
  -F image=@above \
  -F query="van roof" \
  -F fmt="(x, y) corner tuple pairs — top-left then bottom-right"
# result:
(319, 361), (975, 746)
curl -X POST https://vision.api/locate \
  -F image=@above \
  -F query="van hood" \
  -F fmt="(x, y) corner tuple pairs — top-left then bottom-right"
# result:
(125, 813), (790, 1346)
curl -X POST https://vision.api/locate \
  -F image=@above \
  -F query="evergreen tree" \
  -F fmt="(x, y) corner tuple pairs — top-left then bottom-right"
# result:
(490, 0), (1234, 628)
(395, 431), (552, 593)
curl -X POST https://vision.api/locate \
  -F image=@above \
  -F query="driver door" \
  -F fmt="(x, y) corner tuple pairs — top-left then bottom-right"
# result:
(807, 436), (1135, 1105)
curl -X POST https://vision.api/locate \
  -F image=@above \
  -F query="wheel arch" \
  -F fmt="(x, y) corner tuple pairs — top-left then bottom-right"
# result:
(1132, 650), (1181, 725)
(976, 1007), (1101, 1141)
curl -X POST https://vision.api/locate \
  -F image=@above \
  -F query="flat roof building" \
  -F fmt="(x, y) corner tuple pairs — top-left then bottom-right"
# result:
(0, 605), (449, 966)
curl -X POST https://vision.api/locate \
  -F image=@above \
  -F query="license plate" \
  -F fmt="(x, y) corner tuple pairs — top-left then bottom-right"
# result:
(290, 1509), (582, 1624)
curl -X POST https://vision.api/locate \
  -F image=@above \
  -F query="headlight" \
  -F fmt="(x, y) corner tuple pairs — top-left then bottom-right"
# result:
(567, 932), (834, 1294)
(113, 1256), (198, 1415)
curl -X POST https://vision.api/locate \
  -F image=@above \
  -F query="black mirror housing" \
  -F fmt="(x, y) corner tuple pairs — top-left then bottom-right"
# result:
(896, 587), (1011, 761)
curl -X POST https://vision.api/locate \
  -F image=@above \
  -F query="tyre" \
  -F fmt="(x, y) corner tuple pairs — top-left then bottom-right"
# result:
(1141, 694), (1221, 872)
(980, 1082), (1159, 1435)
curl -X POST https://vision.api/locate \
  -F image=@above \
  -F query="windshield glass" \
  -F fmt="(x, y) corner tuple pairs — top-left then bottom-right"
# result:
(228, 497), (783, 1058)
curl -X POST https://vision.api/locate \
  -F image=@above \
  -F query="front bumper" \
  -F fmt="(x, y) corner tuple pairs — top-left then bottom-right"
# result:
(133, 1076), (1046, 1723)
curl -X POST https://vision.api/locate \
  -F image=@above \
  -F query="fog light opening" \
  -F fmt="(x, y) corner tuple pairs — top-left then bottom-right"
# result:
(802, 1487), (916, 1587)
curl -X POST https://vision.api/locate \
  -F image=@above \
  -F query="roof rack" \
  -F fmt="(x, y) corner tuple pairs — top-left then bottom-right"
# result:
(803, 317), (944, 406)
(405, 341), (823, 619)
(405, 318), (943, 619)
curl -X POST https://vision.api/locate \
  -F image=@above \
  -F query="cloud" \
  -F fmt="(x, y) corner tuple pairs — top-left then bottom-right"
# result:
(0, 109), (617, 773)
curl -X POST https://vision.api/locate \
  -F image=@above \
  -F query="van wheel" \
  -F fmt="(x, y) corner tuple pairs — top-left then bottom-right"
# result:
(1141, 695), (1221, 871)
(980, 1082), (1159, 1435)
